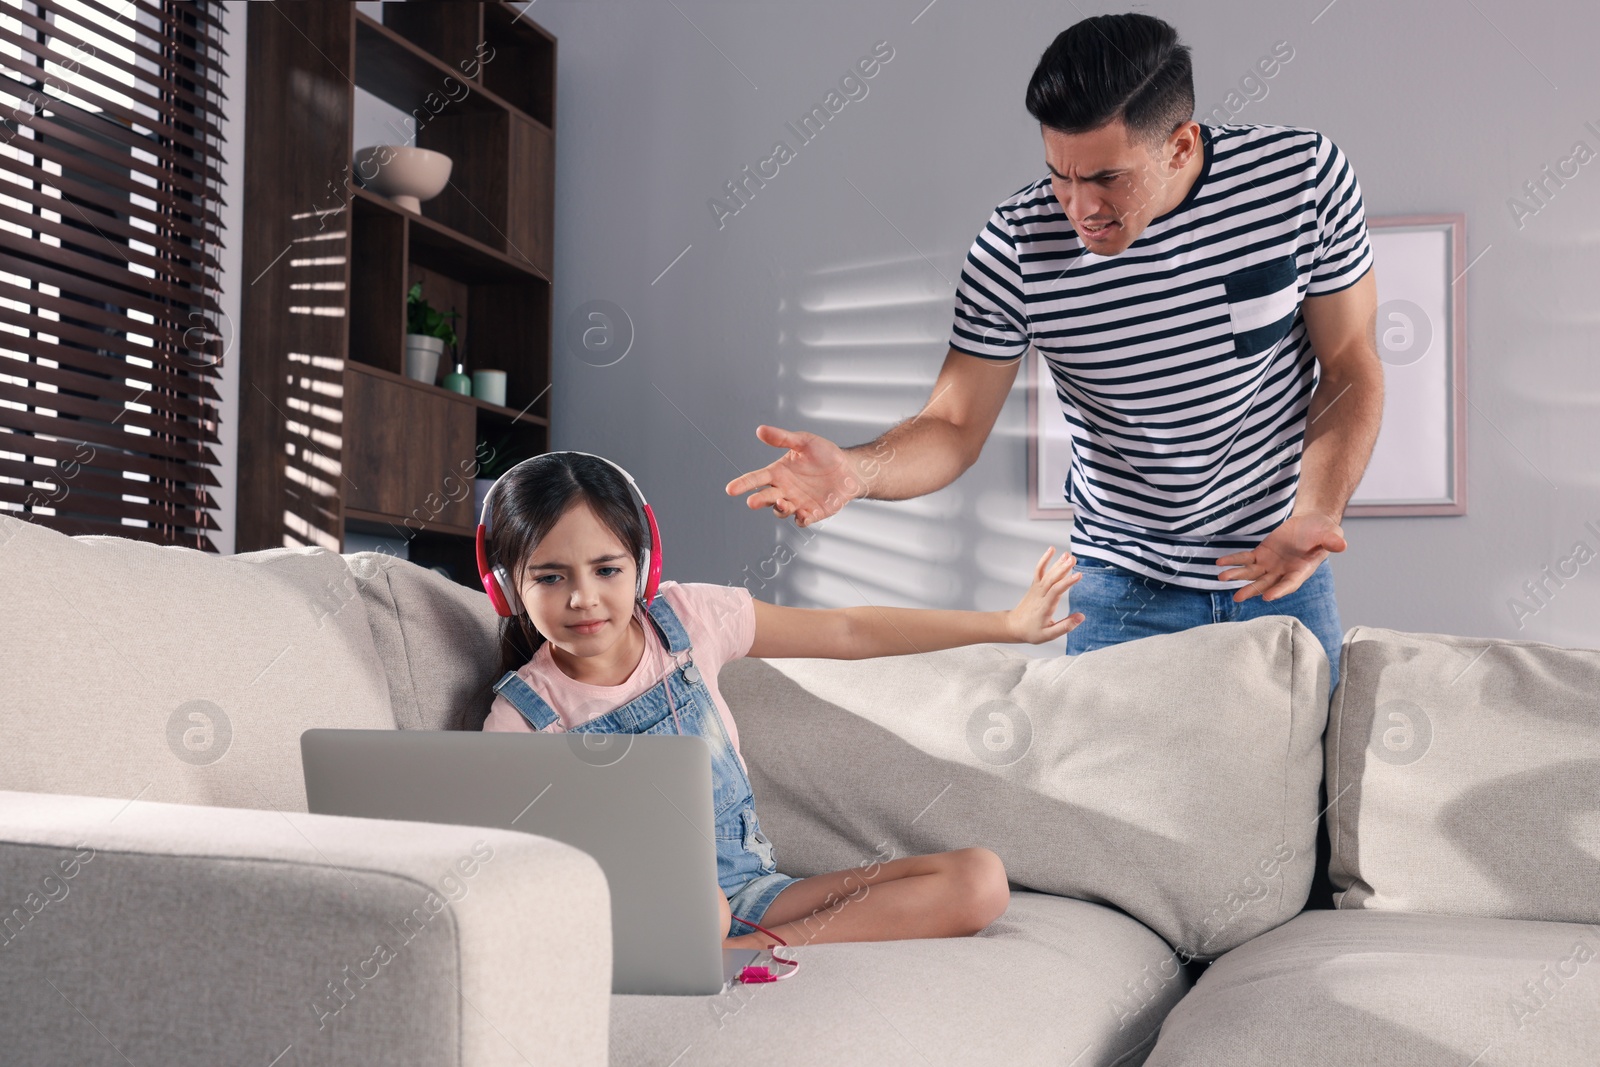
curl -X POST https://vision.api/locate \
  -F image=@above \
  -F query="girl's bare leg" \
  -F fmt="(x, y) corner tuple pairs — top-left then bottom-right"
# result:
(721, 847), (1008, 949)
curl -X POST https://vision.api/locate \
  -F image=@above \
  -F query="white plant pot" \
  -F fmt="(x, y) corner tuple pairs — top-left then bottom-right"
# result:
(404, 334), (445, 384)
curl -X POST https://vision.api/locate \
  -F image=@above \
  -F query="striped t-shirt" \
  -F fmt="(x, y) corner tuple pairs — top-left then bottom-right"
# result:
(950, 123), (1373, 589)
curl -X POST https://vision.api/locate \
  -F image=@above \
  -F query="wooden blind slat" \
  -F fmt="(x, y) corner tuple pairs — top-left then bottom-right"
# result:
(0, 402), (217, 468)
(5, 107), (219, 206)
(0, 246), (223, 336)
(0, 424), (220, 487)
(0, 508), (217, 548)
(0, 32), (223, 155)
(0, 0), (228, 548)
(0, 471), (220, 530)
(0, 130), (224, 232)
(116, 0), (230, 75)
(0, 351), (217, 421)
(0, 56), (226, 147)
(0, 452), (215, 512)
(0, 152), (221, 250)
(6, 3), (229, 115)
(0, 303), (225, 398)
(0, 379), (220, 446)
(0, 200), (217, 293)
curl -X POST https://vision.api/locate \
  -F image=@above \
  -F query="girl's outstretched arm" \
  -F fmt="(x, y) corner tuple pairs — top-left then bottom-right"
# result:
(745, 547), (1084, 660)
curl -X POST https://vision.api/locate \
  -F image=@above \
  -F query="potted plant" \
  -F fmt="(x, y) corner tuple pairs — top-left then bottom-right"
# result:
(404, 283), (459, 385)
(473, 428), (542, 518)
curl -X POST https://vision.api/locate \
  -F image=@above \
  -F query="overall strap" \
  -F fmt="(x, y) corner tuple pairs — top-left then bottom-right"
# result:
(645, 591), (694, 656)
(490, 670), (560, 731)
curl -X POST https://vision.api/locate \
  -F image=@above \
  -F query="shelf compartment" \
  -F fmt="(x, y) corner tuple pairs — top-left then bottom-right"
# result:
(482, 3), (556, 129)
(414, 108), (508, 253)
(379, 2), (486, 77)
(349, 185), (541, 283)
(412, 108), (552, 271)
(348, 194), (407, 375)
(466, 278), (550, 424)
(402, 253), (550, 424)
(354, 11), (506, 118)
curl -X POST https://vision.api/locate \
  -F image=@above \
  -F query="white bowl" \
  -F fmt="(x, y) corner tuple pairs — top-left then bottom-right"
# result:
(354, 145), (453, 213)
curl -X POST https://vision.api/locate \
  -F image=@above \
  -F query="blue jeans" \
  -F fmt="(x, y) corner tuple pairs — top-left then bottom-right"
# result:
(1063, 556), (1343, 695)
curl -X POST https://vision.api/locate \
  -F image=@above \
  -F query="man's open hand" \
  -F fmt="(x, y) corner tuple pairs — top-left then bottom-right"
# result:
(1216, 514), (1348, 602)
(724, 425), (861, 528)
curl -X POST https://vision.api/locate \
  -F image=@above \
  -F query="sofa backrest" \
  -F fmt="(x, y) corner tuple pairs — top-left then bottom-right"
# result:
(0, 519), (396, 811)
(346, 550), (503, 731)
(719, 614), (1330, 960)
(1326, 626), (1600, 925)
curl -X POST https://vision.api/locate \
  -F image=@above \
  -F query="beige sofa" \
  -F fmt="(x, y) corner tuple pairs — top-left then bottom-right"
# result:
(1, 516), (1594, 1065)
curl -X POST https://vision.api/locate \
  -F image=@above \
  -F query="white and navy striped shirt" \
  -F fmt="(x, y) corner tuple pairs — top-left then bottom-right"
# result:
(951, 123), (1373, 589)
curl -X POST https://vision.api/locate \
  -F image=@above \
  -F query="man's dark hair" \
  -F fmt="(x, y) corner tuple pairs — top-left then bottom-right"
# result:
(1025, 13), (1194, 150)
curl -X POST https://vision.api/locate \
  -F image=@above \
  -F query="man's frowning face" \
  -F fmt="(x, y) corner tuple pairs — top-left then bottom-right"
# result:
(1043, 118), (1202, 256)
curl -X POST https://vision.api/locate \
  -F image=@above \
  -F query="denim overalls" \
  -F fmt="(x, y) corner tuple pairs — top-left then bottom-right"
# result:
(490, 593), (800, 936)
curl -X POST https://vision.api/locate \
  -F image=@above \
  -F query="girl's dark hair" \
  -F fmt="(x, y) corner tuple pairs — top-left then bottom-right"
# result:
(1025, 13), (1194, 150)
(484, 453), (647, 680)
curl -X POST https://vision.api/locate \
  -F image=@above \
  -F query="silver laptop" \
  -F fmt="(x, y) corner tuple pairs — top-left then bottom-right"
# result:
(300, 729), (761, 995)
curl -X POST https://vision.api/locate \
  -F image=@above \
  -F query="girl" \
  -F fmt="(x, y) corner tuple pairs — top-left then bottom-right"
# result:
(479, 452), (1084, 952)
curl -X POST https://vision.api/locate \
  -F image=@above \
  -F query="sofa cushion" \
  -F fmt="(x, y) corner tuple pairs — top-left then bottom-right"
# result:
(1326, 626), (1600, 924)
(0, 519), (395, 811)
(612, 890), (1188, 1067)
(719, 615), (1329, 959)
(1143, 909), (1600, 1066)
(346, 551), (502, 731)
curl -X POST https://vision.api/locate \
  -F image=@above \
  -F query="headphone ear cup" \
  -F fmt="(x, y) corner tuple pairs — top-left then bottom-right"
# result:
(641, 504), (663, 606)
(481, 572), (512, 617)
(491, 563), (521, 617)
(475, 524), (513, 618)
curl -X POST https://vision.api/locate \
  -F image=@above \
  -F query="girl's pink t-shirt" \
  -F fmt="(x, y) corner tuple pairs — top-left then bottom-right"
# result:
(482, 580), (757, 770)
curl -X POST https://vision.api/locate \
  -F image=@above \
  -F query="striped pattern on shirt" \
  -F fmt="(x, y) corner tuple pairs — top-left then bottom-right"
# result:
(950, 123), (1374, 589)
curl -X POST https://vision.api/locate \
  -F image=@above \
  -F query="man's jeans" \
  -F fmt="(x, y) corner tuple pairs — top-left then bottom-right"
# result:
(1063, 555), (1344, 695)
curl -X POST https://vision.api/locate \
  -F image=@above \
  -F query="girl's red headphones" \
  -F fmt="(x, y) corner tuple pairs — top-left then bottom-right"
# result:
(474, 451), (663, 618)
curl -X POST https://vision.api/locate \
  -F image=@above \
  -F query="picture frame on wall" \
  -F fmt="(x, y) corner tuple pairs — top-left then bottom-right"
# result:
(1026, 213), (1468, 520)
(1026, 345), (1074, 520)
(1345, 214), (1467, 516)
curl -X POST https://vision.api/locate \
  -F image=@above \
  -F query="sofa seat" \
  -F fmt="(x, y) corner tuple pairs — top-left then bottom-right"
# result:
(1144, 909), (1600, 1065)
(611, 890), (1189, 1067)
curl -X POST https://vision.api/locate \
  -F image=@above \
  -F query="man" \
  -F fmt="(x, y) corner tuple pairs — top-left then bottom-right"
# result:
(725, 13), (1381, 695)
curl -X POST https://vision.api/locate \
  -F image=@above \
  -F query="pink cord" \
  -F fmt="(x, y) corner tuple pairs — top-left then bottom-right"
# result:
(734, 919), (800, 983)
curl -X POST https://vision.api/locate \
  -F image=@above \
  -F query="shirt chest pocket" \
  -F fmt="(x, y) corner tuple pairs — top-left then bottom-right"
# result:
(1222, 255), (1301, 359)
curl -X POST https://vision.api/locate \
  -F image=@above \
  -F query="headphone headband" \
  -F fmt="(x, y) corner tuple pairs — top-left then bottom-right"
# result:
(475, 451), (662, 618)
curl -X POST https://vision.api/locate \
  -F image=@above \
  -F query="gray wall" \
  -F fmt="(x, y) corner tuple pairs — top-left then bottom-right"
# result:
(467, 2), (1600, 653)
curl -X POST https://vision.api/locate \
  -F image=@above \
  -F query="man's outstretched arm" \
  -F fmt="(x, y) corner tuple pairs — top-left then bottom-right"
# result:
(726, 346), (1022, 526)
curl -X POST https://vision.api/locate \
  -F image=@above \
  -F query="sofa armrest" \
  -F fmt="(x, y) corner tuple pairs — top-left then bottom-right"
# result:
(0, 790), (609, 1067)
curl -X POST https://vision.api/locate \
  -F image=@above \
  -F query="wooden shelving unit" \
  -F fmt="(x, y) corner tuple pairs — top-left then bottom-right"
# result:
(237, 2), (556, 587)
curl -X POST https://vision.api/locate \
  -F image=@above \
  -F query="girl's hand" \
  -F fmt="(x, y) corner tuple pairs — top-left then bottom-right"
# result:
(1006, 547), (1085, 644)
